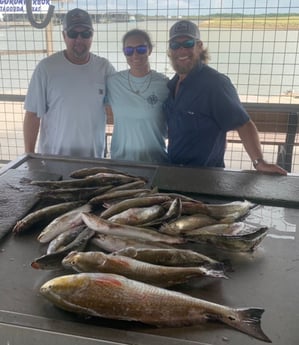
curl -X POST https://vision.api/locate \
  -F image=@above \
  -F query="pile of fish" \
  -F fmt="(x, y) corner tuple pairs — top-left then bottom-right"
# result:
(12, 166), (271, 342)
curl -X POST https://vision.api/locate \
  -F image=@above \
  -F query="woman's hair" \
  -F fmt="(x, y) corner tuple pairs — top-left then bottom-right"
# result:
(122, 29), (153, 50)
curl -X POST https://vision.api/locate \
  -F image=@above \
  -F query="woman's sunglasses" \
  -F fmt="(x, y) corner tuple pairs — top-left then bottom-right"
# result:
(67, 30), (93, 39)
(123, 45), (148, 56)
(169, 39), (196, 50)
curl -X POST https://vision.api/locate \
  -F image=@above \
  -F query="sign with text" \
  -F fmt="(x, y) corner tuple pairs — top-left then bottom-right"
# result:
(0, 0), (52, 14)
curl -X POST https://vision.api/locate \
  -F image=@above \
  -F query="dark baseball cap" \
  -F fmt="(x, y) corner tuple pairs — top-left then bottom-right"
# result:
(63, 8), (93, 31)
(169, 20), (200, 41)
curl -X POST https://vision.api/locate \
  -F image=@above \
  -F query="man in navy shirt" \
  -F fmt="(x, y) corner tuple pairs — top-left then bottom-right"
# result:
(164, 20), (287, 175)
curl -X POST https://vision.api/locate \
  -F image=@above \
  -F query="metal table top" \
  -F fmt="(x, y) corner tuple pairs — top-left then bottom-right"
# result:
(0, 154), (298, 345)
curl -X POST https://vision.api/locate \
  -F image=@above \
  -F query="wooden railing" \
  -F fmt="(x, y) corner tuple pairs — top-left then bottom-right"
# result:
(241, 103), (299, 172)
(1, 94), (298, 171)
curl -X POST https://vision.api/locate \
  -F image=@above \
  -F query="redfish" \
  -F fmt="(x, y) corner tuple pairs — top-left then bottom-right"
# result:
(62, 251), (226, 287)
(114, 247), (224, 270)
(40, 273), (271, 343)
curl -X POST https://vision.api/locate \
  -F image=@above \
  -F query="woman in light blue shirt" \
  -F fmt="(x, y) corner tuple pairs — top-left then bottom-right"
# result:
(106, 29), (169, 164)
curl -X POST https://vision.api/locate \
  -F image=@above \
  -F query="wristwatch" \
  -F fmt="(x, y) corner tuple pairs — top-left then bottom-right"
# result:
(252, 158), (265, 168)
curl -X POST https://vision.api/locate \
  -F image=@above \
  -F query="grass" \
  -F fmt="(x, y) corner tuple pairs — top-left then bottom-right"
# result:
(199, 16), (299, 30)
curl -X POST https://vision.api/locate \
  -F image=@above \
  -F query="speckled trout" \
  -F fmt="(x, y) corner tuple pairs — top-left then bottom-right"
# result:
(69, 166), (132, 179)
(12, 201), (85, 234)
(37, 203), (92, 243)
(81, 212), (184, 244)
(205, 200), (255, 219)
(40, 273), (271, 343)
(31, 173), (142, 189)
(91, 234), (173, 252)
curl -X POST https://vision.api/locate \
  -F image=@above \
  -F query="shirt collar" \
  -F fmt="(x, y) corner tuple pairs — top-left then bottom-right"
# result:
(168, 61), (204, 91)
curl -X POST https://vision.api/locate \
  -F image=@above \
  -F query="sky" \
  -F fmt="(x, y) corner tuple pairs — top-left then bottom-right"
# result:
(1, 0), (298, 15)
(60, 0), (299, 15)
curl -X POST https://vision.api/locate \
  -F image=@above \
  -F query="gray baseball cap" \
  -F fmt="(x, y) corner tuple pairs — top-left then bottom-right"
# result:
(63, 8), (93, 31)
(169, 20), (200, 41)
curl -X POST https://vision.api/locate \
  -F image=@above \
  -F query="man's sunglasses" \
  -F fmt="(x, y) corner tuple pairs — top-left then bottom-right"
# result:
(123, 45), (148, 56)
(67, 30), (93, 39)
(169, 39), (196, 50)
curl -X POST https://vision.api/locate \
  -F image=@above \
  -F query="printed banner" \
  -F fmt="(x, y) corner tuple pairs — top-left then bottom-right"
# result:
(0, 0), (52, 14)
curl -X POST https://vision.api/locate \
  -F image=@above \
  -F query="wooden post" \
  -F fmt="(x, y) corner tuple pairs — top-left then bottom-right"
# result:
(45, 20), (54, 56)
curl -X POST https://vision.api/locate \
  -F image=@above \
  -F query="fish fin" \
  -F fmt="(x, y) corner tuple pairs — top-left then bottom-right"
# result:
(216, 308), (272, 343)
(95, 276), (122, 287)
(12, 221), (22, 233)
(203, 268), (228, 279)
(102, 202), (111, 209)
(31, 261), (40, 269)
(204, 262), (225, 271)
(115, 247), (138, 258)
(112, 256), (131, 268)
(150, 186), (159, 194)
(159, 222), (174, 234)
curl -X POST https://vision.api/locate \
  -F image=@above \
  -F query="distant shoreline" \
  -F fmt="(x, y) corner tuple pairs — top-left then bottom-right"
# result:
(199, 16), (299, 30)
(0, 16), (298, 30)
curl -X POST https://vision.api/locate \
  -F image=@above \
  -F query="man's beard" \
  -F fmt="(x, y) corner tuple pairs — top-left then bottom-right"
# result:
(170, 56), (199, 75)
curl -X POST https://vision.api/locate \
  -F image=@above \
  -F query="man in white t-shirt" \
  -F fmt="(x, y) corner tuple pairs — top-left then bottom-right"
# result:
(23, 8), (115, 158)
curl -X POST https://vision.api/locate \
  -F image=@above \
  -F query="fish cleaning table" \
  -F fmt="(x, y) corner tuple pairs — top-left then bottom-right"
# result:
(0, 154), (298, 345)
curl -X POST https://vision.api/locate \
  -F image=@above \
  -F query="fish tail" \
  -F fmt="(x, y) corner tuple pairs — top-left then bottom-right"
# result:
(221, 308), (272, 343)
(204, 262), (225, 272)
(205, 268), (228, 279)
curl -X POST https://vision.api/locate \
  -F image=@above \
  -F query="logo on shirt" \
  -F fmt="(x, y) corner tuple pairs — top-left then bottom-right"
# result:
(147, 94), (158, 106)
(98, 89), (104, 95)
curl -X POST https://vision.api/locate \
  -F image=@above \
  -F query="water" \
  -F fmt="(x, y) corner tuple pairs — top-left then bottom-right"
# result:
(0, 19), (298, 99)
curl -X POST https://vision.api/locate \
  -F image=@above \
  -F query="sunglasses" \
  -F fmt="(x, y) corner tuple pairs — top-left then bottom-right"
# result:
(169, 39), (196, 50)
(67, 30), (93, 39)
(123, 45), (148, 56)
